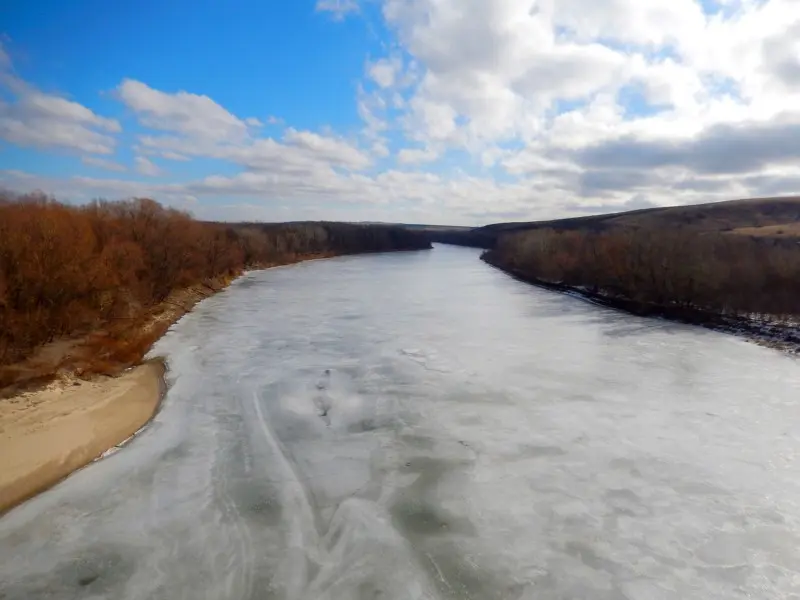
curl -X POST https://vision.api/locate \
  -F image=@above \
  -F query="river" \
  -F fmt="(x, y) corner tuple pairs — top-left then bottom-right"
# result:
(2, 244), (800, 599)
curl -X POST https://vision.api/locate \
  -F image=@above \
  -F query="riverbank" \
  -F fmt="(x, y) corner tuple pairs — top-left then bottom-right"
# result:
(0, 252), (346, 398)
(0, 254), (333, 516)
(0, 361), (165, 514)
(0, 253), (336, 516)
(0, 249), (429, 515)
(0, 261), (304, 516)
(482, 252), (800, 355)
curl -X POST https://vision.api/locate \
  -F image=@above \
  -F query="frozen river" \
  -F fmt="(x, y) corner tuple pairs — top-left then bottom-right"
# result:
(2, 244), (800, 599)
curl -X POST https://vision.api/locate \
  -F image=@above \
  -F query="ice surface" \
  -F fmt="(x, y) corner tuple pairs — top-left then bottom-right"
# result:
(2, 245), (800, 599)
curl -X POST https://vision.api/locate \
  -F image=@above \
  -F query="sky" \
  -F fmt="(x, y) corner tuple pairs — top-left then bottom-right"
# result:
(1, 0), (800, 225)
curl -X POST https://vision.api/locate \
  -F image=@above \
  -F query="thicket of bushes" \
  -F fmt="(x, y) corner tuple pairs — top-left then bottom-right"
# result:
(486, 228), (800, 319)
(0, 193), (430, 368)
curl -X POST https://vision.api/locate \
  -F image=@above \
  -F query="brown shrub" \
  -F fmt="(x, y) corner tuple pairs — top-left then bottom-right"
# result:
(0, 193), (430, 385)
(489, 227), (800, 318)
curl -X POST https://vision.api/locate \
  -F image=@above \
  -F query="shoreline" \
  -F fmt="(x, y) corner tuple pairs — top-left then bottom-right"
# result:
(0, 248), (430, 515)
(482, 252), (800, 355)
(0, 257), (313, 515)
(0, 360), (166, 515)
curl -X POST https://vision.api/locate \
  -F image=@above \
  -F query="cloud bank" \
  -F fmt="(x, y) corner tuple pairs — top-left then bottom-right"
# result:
(2, 0), (800, 224)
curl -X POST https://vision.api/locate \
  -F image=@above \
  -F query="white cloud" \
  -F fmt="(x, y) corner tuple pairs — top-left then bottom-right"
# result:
(405, 95), (460, 143)
(316, 0), (360, 20)
(550, 0), (707, 47)
(7, 1), (800, 225)
(372, 140), (390, 157)
(135, 156), (161, 176)
(118, 79), (257, 142)
(284, 128), (372, 170)
(365, 0), (800, 215)
(0, 165), (552, 225)
(82, 156), (127, 172)
(397, 147), (439, 164)
(24, 92), (120, 133)
(119, 81), (374, 177)
(379, 0), (642, 147)
(161, 151), (189, 161)
(630, 58), (705, 111)
(0, 110), (118, 155)
(357, 84), (389, 135)
(0, 41), (120, 155)
(368, 57), (403, 88)
(136, 129), (372, 175)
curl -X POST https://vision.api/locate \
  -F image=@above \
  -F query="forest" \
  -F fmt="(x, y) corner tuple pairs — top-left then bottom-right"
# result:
(485, 227), (800, 320)
(0, 193), (430, 387)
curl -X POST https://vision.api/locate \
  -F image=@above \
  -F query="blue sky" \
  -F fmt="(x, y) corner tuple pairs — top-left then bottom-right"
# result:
(2, 1), (373, 126)
(1, 0), (799, 224)
(1, 1), (378, 175)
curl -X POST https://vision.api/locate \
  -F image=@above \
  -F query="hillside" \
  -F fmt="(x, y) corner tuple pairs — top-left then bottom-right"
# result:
(412, 196), (800, 250)
(477, 195), (800, 349)
(407, 225), (497, 248)
(477, 196), (800, 240)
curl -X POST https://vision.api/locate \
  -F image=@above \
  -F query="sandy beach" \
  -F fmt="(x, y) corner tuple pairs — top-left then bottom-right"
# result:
(0, 361), (165, 514)
(0, 255), (339, 516)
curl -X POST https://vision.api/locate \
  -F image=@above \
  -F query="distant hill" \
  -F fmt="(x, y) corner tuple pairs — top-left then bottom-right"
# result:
(416, 196), (800, 248)
(478, 196), (800, 237)
(479, 194), (800, 343)
(399, 224), (488, 247)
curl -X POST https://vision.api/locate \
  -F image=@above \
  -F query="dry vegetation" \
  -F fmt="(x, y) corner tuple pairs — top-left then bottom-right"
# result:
(429, 197), (800, 250)
(0, 193), (430, 391)
(728, 223), (800, 238)
(476, 196), (800, 239)
(472, 196), (800, 332)
(485, 226), (800, 321)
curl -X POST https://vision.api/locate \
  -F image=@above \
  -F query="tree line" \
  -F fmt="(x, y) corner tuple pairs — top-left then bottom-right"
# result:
(0, 193), (430, 368)
(485, 227), (800, 319)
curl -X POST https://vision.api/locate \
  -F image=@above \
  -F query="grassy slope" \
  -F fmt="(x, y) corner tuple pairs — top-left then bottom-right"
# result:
(403, 197), (800, 249)
(476, 196), (800, 238)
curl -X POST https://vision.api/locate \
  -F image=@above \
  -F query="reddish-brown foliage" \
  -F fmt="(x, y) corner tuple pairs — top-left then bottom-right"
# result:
(0, 193), (430, 380)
